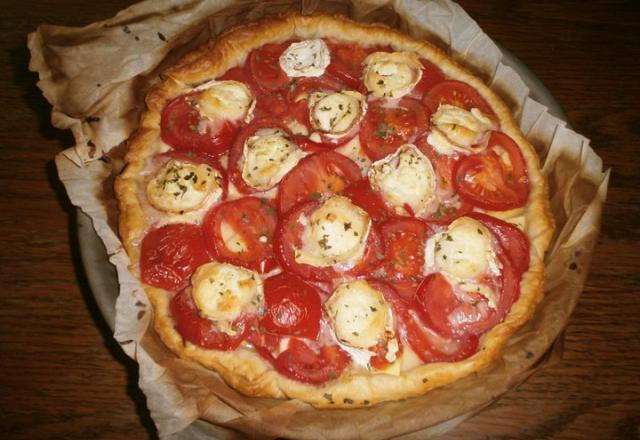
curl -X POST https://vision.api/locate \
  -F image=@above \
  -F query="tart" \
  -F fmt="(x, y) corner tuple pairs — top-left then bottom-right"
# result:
(116, 12), (553, 408)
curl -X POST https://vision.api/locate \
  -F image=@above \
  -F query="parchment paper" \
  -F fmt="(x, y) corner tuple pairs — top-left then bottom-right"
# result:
(30, 0), (610, 438)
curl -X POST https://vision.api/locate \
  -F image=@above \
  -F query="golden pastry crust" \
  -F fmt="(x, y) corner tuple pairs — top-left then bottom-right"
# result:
(116, 12), (554, 409)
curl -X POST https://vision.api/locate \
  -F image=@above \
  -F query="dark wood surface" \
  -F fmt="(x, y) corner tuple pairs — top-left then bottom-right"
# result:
(2, 1), (638, 439)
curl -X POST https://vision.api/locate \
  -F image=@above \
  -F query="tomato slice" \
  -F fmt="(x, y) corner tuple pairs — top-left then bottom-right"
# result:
(422, 80), (494, 115)
(246, 42), (291, 92)
(272, 338), (351, 385)
(415, 273), (462, 337)
(359, 97), (429, 161)
(454, 131), (530, 210)
(325, 42), (373, 90)
(260, 272), (322, 340)
(202, 197), (278, 273)
(170, 288), (251, 350)
(402, 308), (479, 363)
(341, 178), (391, 223)
(467, 212), (530, 274)
(160, 93), (239, 155)
(373, 217), (431, 301)
(219, 65), (289, 119)
(277, 150), (361, 213)
(227, 117), (296, 194)
(413, 59), (446, 97)
(140, 223), (211, 291)
(415, 139), (473, 224)
(217, 66), (246, 83)
(275, 198), (382, 281)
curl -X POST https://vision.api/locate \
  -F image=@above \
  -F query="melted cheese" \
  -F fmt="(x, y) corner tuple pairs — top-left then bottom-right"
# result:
(241, 128), (306, 191)
(363, 51), (423, 99)
(335, 136), (371, 174)
(427, 104), (496, 155)
(459, 281), (497, 309)
(146, 160), (223, 213)
(195, 80), (254, 123)
(279, 39), (330, 77)
(219, 220), (247, 253)
(368, 144), (436, 215)
(308, 91), (367, 137)
(325, 280), (394, 350)
(190, 263), (263, 334)
(294, 195), (371, 268)
(425, 217), (499, 280)
(483, 207), (526, 231)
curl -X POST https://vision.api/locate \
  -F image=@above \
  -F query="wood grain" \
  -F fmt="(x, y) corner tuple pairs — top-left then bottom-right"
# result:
(1, 1), (638, 439)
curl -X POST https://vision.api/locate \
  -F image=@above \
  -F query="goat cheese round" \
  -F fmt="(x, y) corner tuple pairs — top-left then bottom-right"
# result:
(325, 280), (394, 350)
(190, 262), (263, 326)
(294, 195), (371, 268)
(279, 39), (330, 78)
(368, 144), (436, 216)
(146, 159), (223, 213)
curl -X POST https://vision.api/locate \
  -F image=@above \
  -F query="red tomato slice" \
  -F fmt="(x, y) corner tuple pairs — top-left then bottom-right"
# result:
(415, 139), (473, 224)
(422, 80), (494, 115)
(497, 250), (521, 314)
(202, 197), (278, 273)
(246, 42), (291, 92)
(217, 66), (246, 83)
(467, 212), (530, 274)
(277, 150), (362, 213)
(255, 91), (290, 119)
(219, 66), (290, 119)
(325, 42), (373, 90)
(415, 273), (462, 338)
(454, 131), (530, 210)
(359, 97), (429, 161)
(273, 338), (351, 385)
(373, 218), (431, 301)
(140, 223), (211, 291)
(275, 198), (382, 281)
(413, 59), (446, 97)
(170, 288), (251, 350)
(160, 93), (239, 155)
(402, 308), (479, 363)
(260, 272), (322, 340)
(227, 117), (296, 194)
(341, 179), (391, 224)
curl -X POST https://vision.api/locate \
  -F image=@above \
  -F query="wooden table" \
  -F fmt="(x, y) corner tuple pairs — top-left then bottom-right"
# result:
(2, 1), (638, 438)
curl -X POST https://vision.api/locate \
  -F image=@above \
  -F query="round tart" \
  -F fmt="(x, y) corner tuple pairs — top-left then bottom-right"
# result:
(116, 12), (554, 408)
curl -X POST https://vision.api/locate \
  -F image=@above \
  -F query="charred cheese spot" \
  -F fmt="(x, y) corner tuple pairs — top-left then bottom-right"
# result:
(427, 104), (496, 155)
(309, 91), (367, 137)
(242, 128), (306, 191)
(368, 144), (436, 216)
(294, 195), (371, 268)
(195, 80), (255, 123)
(363, 52), (423, 99)
(279, 39), (330, 77)
(146, 160), (222, 213)
(325, 280), (394, 350)
(190, 263), (263, 334)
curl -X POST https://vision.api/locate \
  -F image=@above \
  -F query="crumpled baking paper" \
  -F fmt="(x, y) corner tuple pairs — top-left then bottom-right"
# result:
(30, 0), (609, 438)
